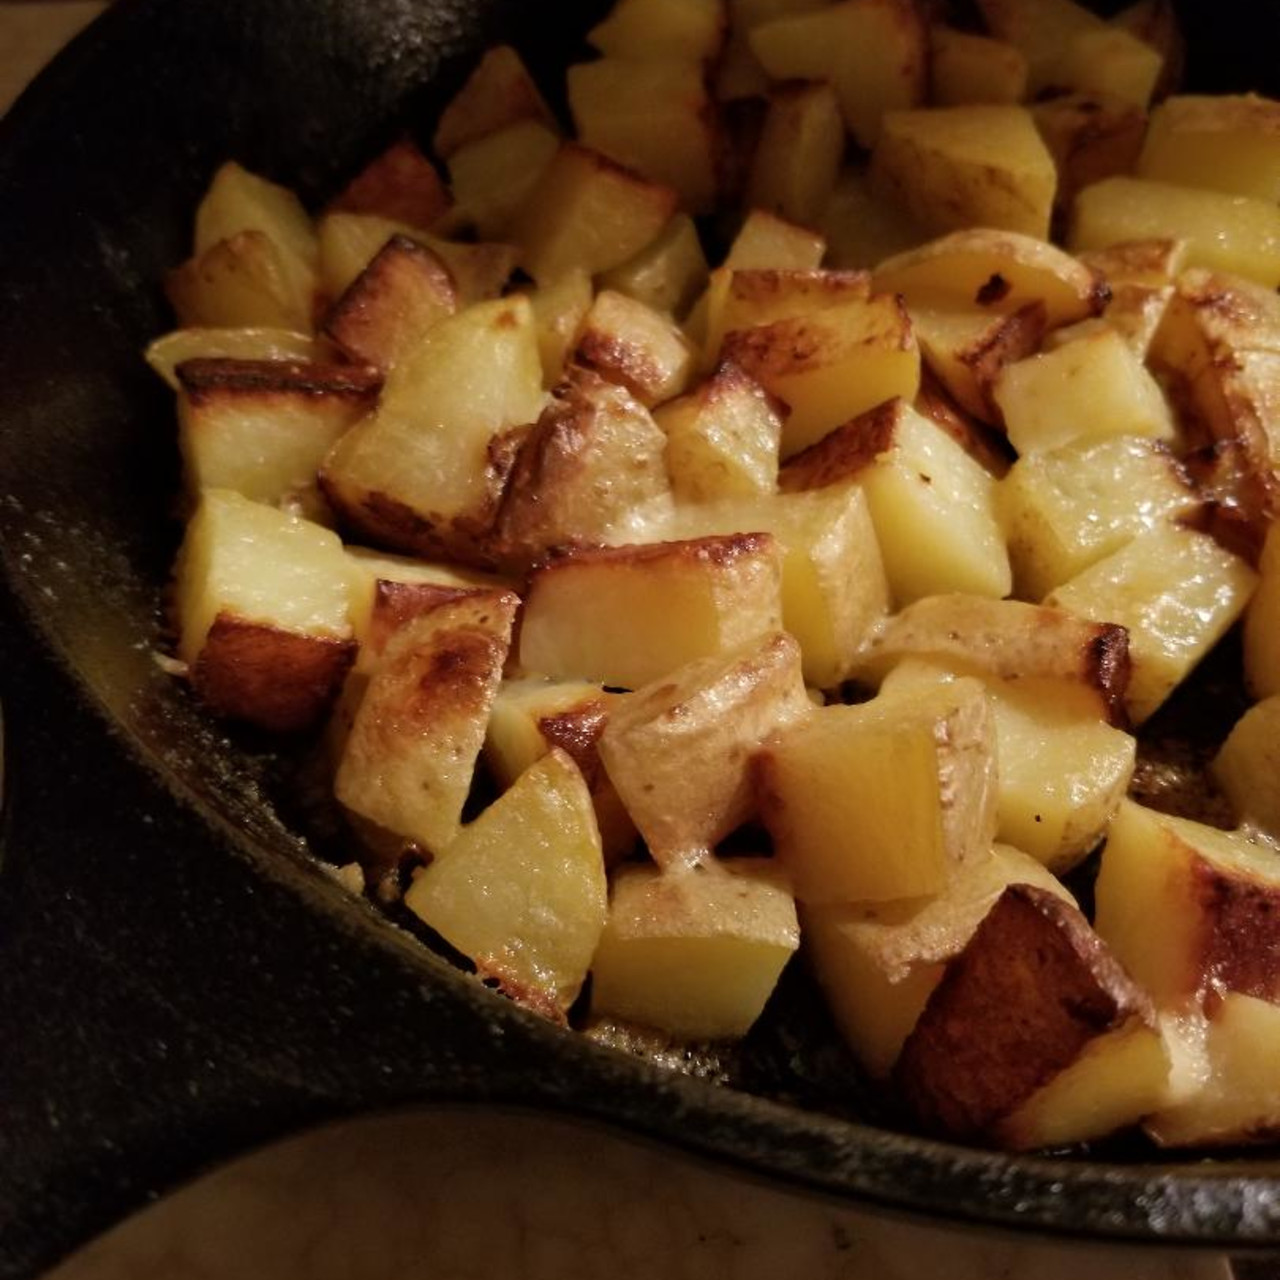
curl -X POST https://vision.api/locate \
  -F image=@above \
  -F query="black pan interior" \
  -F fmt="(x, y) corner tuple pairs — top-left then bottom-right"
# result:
(0, 0), (1279, 1275)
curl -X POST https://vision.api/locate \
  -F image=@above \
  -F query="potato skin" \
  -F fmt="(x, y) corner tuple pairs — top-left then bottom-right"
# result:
(192, 613), (356, 732)
(893, 883), (1154, 1144)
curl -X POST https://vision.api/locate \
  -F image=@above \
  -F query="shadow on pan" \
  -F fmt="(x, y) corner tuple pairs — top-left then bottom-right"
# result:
(0, 0), (1277, 1276)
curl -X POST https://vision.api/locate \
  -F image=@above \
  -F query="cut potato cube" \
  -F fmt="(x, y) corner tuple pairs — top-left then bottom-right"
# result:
(721, 294), (920, 457)
(726, 208), (826, 270)
(803, 844), (1074, 1077)
(665, 486), (890, 688)
(1244, 523), (1280, 700)
(588, 0), (726, 61)
(520, 534), (783, 690)
(145, 327), (323, 391)
(405, 748), (606, 1018)
(929, 28), (1027, 107)
(1139, 95), (1280, 204)
(998, 436), (1199, 601)
(1045, 524), (1256, 724)
(818, 168), (925, 271)
(782, 399), (1011, 606)
(894, 883), (1167, 1150)
(717, 0), (832, 101)
(591, 859), (799, 1040)
(514, 143), (679, 284)
(858, 594), (1131, 725)
(167, 231), (314, 332)
(568, 58), (720, 215)
(599, 632), (809, 864)
(1071, 177), (1280, 290)
(994, 326), (1176, 456)
(872, 227), (1107, 329)
(913, 370), (1013, 479)
(750, 0), (927, 148)
(330, 136), (452, 230)
(656, 362), (783, 503)
(759, 676), (997, 903)
(1095, 800), (1280, 1011)
(334, 591), (518, 855)
(322, 234), (457, 372)
(484, 678), (636, 865)
(871, 106), (1057, 240)
(432, 45), (556, 158)
(446, 120), (561, 241)
(1031, 92), (1147, 209)
(1051, 27), (1162, 109)
(1147, 995), (1280, 1148)
(1213, 696), (1280, 842)
(172, 489), (354, 731)
(974, 0), (1103, 94)
(599, 214), (708, 319)
(493, 370), (672, 568)
(526, 268), (594, 388)
(746, 82), (844, 230)
(571, 289), (694, 408)
(1109, 0), (1184, 101)
(321, 295), (543, 567)
(175, 357), (379, 506)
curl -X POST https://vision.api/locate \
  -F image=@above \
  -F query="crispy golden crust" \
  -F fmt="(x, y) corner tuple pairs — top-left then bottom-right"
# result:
(777, 399), (901, 491)
(1192, 854), (1280, 1004)
(330, 136), (453, 229)
(535, 531), (777, 576)
(538, 699), (610, 789)
(367, 580), (495, 660)
(894, 884), (1152, 1143)
(914, 369), (1013, 477)
(176, 358), (382, 403)
(192, 613), (355, 732)
(959, 300), (1047, 421)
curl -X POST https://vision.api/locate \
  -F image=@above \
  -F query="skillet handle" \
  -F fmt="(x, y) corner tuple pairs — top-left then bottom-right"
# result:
(0, 603), (566, 1280)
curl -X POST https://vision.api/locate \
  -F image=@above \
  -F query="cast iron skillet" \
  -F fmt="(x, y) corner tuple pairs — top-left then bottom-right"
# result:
(0, 1), (1278, 1274)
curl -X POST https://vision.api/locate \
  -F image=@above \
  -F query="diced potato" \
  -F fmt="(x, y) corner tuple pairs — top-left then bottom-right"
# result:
(569, 58), (720, 214)
(513, 143), (680, 284)
(484, 677), (637, 864)
(571, 289), (695, 408)
(167, 231), (314, 332)
(747, 82), (844, 230)
(1139, 95), (1280, 204)
(1095, 800), (1280, 1010)
(1050, 27), (1162, 109)
(750, 0), (927, 148)
(858, 594), (1131, 725)
(321, 295), (543, 566)
(321, 234), (457, 372)
(334, 591), (518, 855)
(432, 45), (557, 158)
(759, 676), (997, 903)
(993, 327), (1176, 456)
(656, 362), (783, 503)
(803, 844), (1074, 1077)
(929, 28), (1027, 107)
(913, 370), (1013, 478)
(725, 208), (826, 270)
(894, 883), (1168, 1150)
(145, 327), (323, 391)
(1031, 92), (1147, 209)
(599, 631), (810, 864)
(1244, 523), (1280, 699)
(1045, 524), (1257, 723)
(172, 489), (354, 731)
(818, 168), (925, 270)
(356, 580), (500, 675)
(871, 106), (1057, 240)
(1147, 995), (1280, 1147)
(588, 0), (726, 61)
(715, 0), (829, 102)
(721, 293), (920, 457)
(447, 120), (561, 240)
(872, 227), (1107, 329)
(974, 0), (1103, 95)
(781, 399), (1012, 607)
(526, 268), (593, 387)
(1109, 0), (1184, 101)
(599, 215), (708, 319)
(664, 486), (890, 688)
(194, 162), (318, 319)
(330, 136), (452, 230)
(1071, 177), (1280, 289)
(998, 436), (1199, 601)
(520, 534), (783, 690)
(405, 748), (607, 1018)
(175, 357), (379, 507)
(910, 303), (1046, 422)
(1213, 697), (1280, 842)
(590, 859), (799, 1040)
(493, 370), (672, 568)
